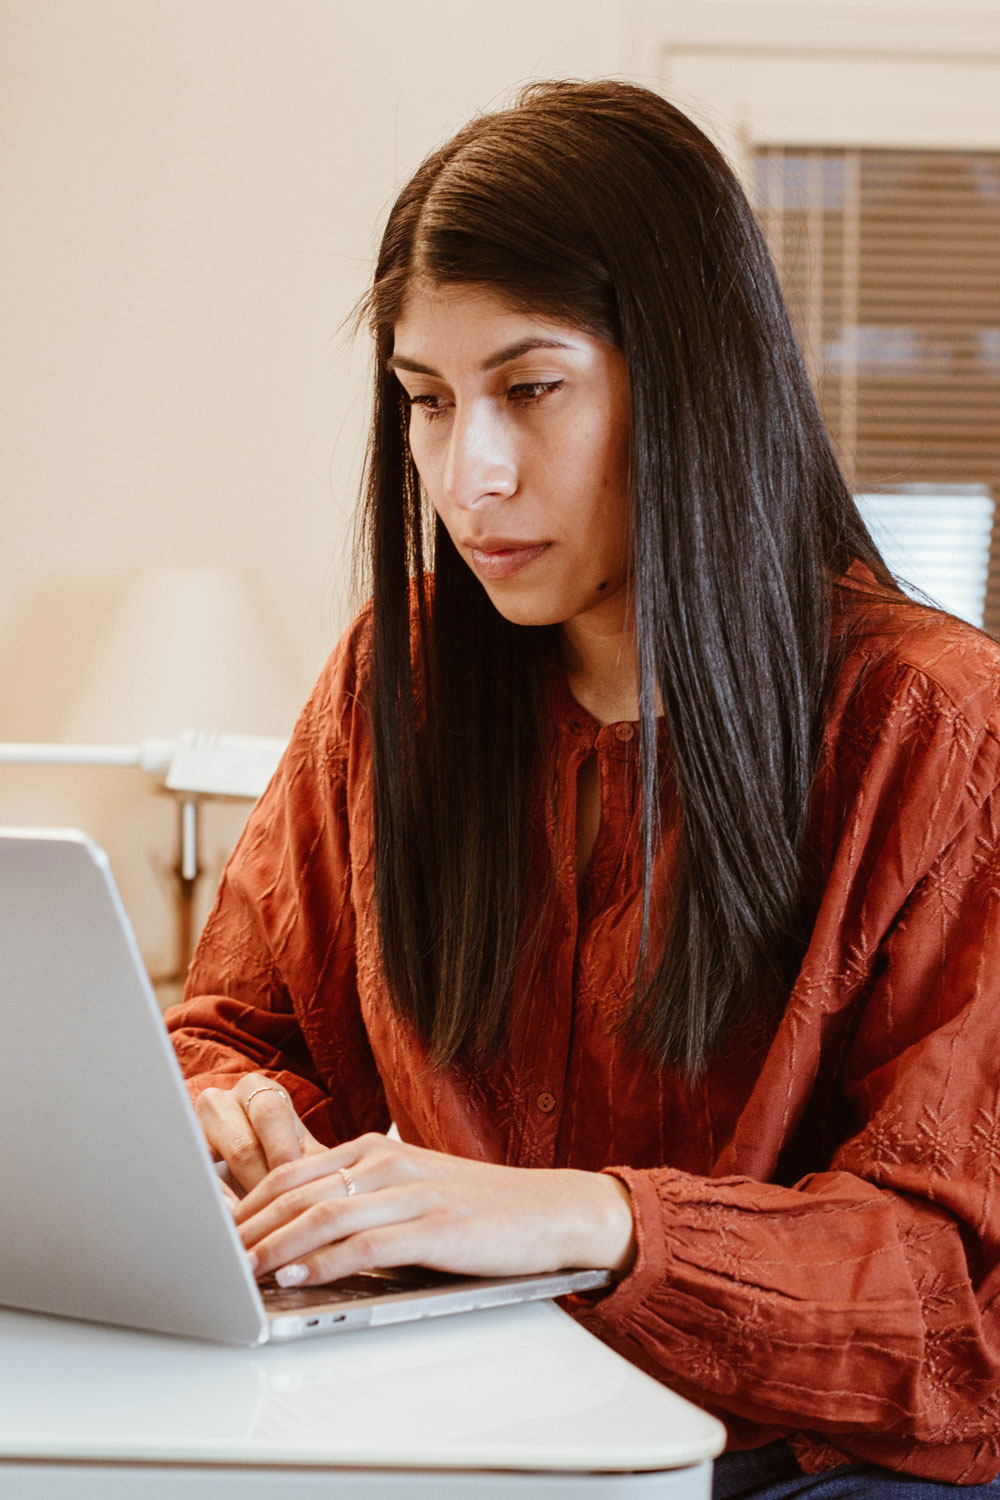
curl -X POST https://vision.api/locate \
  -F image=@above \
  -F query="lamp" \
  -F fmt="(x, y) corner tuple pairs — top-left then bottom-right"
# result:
(1, 565), (300, 980)
(62, 565), (299, 743)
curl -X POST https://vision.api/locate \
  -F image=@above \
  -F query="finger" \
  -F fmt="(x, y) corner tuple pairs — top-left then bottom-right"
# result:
(218, 1176), (241, 1211)
(252, 1185), (430, 1281)
(233, 1137), (382, 1225)
(235, 1156), (372, 1236)
(236, 1081), (305, 1174)
(195, 1088), (270, 1192)
(273, 1216), (434, 1288)
(239, 1155), (401, 1251)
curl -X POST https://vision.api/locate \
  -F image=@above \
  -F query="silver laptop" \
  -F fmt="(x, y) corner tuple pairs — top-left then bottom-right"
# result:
(0, 829), (608, 1345)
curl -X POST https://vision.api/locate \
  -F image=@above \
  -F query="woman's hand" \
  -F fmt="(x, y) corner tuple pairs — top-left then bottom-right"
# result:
(232, 1132), (636, 1288)
(194, 1073), (326, 1194)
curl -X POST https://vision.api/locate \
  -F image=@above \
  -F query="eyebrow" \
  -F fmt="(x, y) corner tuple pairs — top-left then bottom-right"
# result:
(386, 337), (576, 377)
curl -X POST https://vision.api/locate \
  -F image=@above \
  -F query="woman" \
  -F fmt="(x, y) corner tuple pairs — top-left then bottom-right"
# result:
(167, 80), (1000, 1492)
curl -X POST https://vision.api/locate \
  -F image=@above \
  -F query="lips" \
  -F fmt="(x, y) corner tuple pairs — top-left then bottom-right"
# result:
(464, 538), (550, 581)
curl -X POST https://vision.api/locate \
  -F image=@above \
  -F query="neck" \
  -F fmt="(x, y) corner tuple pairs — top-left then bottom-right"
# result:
(559, 602), (642, 727)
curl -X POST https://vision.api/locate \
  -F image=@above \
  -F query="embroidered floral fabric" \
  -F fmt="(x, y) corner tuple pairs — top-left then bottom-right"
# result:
(167, 570), (1000, 1482)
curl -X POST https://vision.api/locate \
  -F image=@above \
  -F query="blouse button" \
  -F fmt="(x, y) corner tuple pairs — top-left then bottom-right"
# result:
(615, 722), (635, 742)
(568, 718), (583, 734)
(536, 1091), (557, 1114)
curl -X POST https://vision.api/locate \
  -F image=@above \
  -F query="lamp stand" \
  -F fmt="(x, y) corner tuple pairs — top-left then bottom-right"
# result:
(175, 794), (202, 981)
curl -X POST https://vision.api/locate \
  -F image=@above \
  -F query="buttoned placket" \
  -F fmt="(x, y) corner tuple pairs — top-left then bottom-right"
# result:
(514, 710), (637, 1168)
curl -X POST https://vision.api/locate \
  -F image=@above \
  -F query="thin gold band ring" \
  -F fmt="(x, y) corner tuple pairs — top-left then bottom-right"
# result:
(336, 1166), (357, 1196)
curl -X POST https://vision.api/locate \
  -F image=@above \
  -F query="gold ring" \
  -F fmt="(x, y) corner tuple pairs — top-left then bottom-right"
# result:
(243, 1084), (287, 1110)
(336, 1166), (357, 1196)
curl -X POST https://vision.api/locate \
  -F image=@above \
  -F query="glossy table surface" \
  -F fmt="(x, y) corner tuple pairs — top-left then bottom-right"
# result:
(0, 1300), (724, 1476)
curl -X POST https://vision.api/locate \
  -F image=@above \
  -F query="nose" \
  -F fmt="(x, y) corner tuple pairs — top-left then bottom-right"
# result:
(442, 403), (517, 510)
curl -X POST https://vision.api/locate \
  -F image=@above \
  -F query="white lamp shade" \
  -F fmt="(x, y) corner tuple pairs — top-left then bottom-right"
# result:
(61, 566), (301, 743)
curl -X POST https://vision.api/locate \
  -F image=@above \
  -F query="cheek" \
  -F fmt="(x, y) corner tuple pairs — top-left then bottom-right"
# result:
(584, 471), (631, 577)
(406, 420), (430, 481)
(567, 428), (629, 544)
(567, 402), (627, 482)
(406, 411), (450, 483)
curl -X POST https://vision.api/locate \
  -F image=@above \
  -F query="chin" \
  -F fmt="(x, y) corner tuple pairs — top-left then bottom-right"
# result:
(481, 590), (569, 630)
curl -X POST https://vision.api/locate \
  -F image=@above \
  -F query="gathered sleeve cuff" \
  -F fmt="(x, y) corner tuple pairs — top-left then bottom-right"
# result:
(585, 1159), (1000, 1481)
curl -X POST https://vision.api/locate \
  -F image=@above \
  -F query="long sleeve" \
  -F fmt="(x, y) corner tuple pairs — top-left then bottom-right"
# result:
(165, 612), (390, 1146)
(580, 649), (1000, 1483)
(165, 579), (1000, 1480)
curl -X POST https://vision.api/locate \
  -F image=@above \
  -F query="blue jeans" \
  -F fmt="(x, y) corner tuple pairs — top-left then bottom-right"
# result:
(713, 1442), (1000, 1500)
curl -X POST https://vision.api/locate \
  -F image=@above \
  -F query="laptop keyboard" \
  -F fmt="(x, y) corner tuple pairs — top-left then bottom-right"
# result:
(258, 1267), (462, 1312)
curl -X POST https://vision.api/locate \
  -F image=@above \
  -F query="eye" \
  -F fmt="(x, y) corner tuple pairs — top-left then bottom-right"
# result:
(406, 393), (451, 422)
(507, 379), (563, 405)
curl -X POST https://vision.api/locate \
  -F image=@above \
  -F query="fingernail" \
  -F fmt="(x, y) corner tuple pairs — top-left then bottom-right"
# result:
(275, 1263), (309, 1287)
(246, 1251), (258, 1273)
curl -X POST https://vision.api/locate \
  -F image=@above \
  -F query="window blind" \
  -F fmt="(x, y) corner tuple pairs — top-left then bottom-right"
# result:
(754, 147), (1000, 636)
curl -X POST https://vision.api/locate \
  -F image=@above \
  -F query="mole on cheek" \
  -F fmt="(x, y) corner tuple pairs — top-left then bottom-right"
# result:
(596, 580), (608, 591)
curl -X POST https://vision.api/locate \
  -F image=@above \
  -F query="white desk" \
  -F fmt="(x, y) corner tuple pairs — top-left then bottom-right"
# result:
(0, 1300), (725, 1497)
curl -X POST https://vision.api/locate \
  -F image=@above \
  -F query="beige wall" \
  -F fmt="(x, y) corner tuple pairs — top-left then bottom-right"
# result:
(2, 0), (994, 995)
(0, 0), (616, 994)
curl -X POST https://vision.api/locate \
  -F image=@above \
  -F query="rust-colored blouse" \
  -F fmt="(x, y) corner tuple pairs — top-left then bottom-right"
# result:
(167, 570), (1000, 1482)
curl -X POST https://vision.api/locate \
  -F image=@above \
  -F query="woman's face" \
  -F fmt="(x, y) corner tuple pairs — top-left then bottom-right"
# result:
(390, 281), (632, 633)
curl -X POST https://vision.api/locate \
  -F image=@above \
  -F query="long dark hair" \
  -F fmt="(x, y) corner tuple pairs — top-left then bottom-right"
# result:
(357, 79), (897, 1078)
